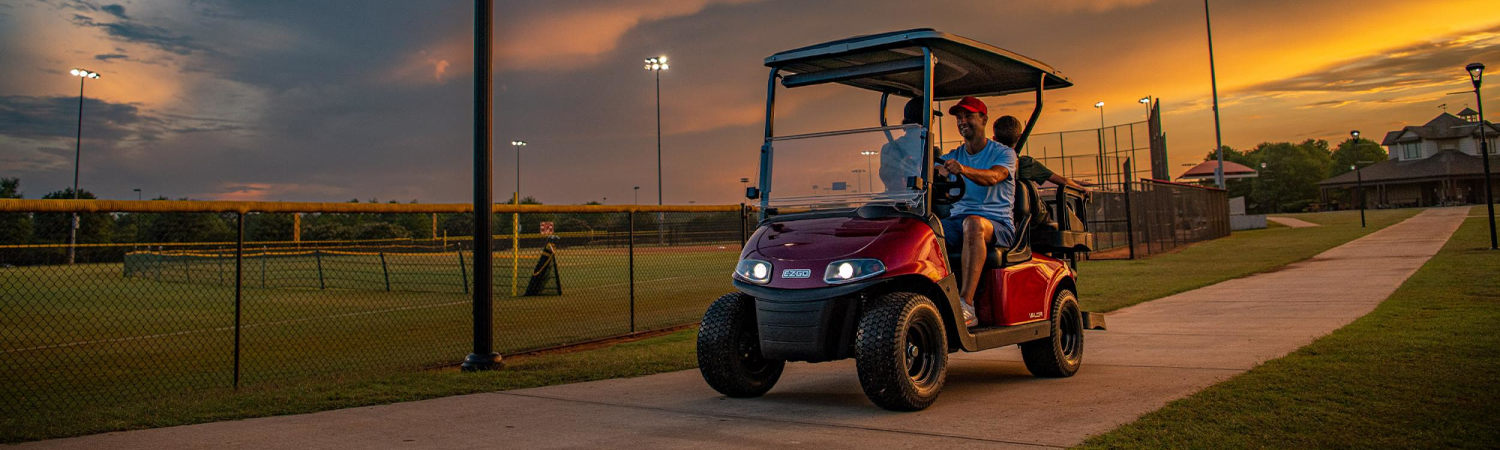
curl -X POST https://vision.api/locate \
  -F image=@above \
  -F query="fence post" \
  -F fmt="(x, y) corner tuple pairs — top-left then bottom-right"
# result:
(739, 203), (748, 246)
(458, 250), (469, 294)
(260, 245), (267, 288)
(233, 212), (244, 390)
(1123, 160), (1136, 260)
(315, 249), (326, 290)
(379, 251), (391, 291)
(628, 210), (636, 333)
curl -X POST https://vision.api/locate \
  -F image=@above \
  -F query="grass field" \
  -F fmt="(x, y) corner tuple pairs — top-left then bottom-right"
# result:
(1082, 206), (1500, 448)
(0, 242), (740, 441)
(0, 208), (1431, 442)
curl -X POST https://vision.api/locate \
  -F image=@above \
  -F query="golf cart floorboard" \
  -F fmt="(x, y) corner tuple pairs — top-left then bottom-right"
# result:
(964, 321), (1050, 351)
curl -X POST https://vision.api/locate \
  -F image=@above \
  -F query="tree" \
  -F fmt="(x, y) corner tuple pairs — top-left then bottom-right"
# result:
(0, 178), (32, 246)
(1329, 138), (1389, 177)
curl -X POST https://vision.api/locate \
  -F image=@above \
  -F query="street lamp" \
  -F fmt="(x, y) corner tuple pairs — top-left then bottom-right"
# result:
(509, 140), (527, 296)
(1467, 62), (1497, 249)
(1352, 160), (1374, 228)
(66, 68), (100, 265)
(851, 169), (867, 193)
(133, 188), (141, 201)
(1139, 96), (1151, 119)
(1094, 101), (1107, 185)
(1205, 0), (1226, 189)
(634, 186), (640, 205)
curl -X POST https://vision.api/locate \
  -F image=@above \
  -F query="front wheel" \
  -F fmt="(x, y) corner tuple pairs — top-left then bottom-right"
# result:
(1020, 289), (1083, 377)
(855, 292), (948, 411)
(698, 292), (784, 397)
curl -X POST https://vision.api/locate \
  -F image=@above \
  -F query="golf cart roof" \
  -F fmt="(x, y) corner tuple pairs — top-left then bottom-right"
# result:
(764, 28), (1072, 100)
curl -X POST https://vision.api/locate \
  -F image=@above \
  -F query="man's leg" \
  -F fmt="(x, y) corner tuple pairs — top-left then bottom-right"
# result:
(960, 215), (995, 325)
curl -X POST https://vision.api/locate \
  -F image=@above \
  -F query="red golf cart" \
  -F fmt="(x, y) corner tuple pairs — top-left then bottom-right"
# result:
(697, 29), (1101, 411)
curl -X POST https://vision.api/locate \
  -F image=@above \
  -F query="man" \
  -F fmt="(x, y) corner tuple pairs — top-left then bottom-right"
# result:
(935, 96), (1015, 328)
(991, 115), (1091, 195)
(877, 97), (939, 193)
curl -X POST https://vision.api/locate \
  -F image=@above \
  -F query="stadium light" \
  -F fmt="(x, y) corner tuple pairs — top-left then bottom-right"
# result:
(1465, 62), (1496, 249)
(66, 67), (101, 265)
(644, 55), (669, 244)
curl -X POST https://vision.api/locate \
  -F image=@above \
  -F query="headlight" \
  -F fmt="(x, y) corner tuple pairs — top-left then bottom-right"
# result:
(734, 259), (772, 284)
(824, 259), (885, 284)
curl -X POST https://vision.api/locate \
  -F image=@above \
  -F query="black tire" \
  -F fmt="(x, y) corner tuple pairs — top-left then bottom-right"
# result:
(697, 292), (784, 397)
(855, 292), (948, 411)
(1020, 289), (1083, 377)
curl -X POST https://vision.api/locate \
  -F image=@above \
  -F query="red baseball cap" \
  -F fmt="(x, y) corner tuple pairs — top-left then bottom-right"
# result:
(948, 96), (987, 116)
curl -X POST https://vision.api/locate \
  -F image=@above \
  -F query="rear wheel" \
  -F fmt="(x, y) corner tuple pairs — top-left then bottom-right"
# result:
(855, 292), (948, 411)
(1020, 289), (1083, 377)
(698, 292), (784, 397)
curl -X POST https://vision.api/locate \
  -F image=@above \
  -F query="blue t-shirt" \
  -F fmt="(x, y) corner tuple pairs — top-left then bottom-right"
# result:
(940, 139), (1017, 229)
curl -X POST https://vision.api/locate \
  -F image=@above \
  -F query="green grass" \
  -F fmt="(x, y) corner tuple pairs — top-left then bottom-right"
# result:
(1081, 206), (1500, 448)
(1076, 208), (1420, 312)
(0, 244), (736, 442)
(0, 328), (702, 443)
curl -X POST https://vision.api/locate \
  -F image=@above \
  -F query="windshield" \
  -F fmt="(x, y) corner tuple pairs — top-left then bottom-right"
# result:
(765, 124), (927, 211)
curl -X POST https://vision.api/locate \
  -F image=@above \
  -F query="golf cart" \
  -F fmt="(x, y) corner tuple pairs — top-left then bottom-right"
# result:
(697, 29), (1101, 411)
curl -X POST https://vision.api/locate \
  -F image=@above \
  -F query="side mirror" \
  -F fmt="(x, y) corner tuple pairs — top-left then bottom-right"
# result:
(746, 187), (760, 200)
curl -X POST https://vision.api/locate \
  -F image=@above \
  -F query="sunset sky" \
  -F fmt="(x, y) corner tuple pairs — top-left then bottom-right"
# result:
(2, 0), (1498, 204)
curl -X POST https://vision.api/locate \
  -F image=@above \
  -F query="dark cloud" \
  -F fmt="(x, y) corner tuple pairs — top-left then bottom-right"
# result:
(94, 53), (127, 61)
(100, 4), (126, 19)
(67, 8), (203, 56)
(1240, 25), (1500, 96)
(0, 95), (152, 141)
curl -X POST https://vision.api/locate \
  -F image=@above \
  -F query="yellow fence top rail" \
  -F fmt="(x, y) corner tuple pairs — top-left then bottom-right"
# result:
(0, 199), (747, 214)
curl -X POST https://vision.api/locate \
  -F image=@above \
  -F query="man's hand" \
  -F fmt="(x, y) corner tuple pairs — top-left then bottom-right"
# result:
(941, 159), (966, 178)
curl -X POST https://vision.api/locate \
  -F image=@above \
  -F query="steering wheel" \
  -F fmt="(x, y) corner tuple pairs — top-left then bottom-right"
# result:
(931, 172), (966, 205)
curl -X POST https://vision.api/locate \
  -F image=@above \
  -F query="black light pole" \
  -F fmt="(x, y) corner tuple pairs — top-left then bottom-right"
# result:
(1352, 160), (1372, 228)
(1467, 62), (1497, 249)
(67, 68), (100, 265)
(644, 56), (669, 244)
(133, 188), (141, 201)
(1097, 101), (1106, 185)
(463, 0), (501, 372)
(1205, 0), (1226, 188)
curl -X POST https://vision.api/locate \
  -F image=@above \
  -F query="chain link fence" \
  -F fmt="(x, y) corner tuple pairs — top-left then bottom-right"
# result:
(1082, 179), (1230, 259)
(0, 201), (751, 436)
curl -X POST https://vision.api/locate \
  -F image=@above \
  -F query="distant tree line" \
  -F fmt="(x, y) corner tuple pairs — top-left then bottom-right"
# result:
(1200, 137), (1387, 214)
(0, 178), (742, 266)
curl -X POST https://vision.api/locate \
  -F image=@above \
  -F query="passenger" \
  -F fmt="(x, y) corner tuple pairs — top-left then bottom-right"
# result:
(935, 96), (1016, 328)
(877, 97), (939, 193)
(991, 115), (1091, 197)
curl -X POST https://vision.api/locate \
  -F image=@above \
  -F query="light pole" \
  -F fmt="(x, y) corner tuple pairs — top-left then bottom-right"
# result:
(66, 68), (100, 265)
(1139, 96), (1151, 119)
(634, 186), (640, 205)
(133, 188), (141, 201)
(860, 150), (877, 191)
(509, 140), (527, 296)
(1205, 0), (1226, 189)
(851, 169), (867, 193)
(1094, 101), (1106, 186)
(1467, 62), (1496, 249)
(1352, 162), (1367, 228)
(644, 56), (669, 244)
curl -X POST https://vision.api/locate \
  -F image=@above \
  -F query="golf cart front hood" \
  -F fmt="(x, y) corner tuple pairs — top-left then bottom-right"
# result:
(753, 216), (897, 261)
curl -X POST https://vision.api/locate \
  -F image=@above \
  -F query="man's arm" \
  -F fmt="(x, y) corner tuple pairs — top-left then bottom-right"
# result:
(941, 159), (1009, 186)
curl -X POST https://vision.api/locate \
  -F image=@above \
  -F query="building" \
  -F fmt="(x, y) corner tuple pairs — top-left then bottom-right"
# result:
(1318, 110), (1499, 208)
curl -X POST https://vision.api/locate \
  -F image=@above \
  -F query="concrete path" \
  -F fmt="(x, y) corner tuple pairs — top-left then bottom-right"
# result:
(26, 208), (1468, 449)
(1267, 216), (1321, 228)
